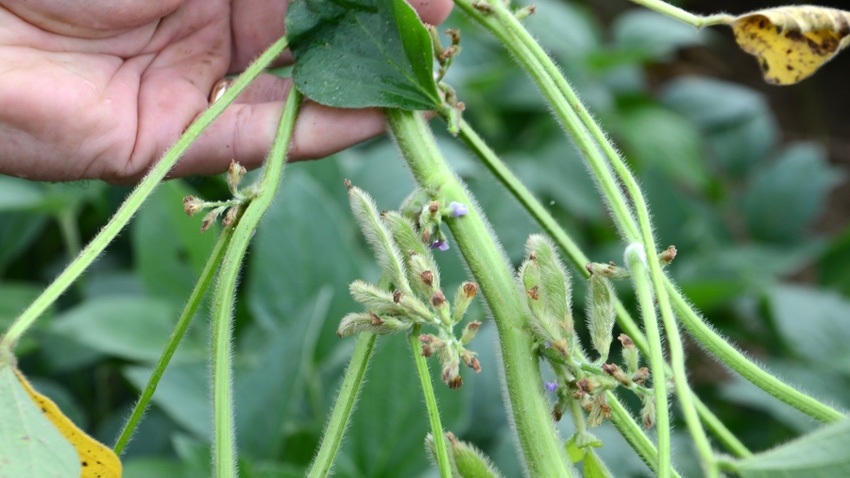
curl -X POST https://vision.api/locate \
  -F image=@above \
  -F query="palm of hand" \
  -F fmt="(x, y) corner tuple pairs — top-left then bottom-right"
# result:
(0, 0), (452, 183)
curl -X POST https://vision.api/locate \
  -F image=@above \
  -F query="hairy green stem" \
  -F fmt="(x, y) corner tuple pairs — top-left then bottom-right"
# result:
(114, 226), (234, 455)
(607, 392), (681, 478)
(308, 333), (378, 478)
(409, 326), (452, 478)
(457, 118), (752, 458)
(386, 108), (573, 477)
(624, 245), (671, 478)
(461, 1), (719, 471)
(454, 0), (639, 242)
(627, 0), (733, 27)
(668, 278), (845, 423)
(0, 36), (291, 351)
(693, 396), (751, 459)
(210, 81), (301, 478)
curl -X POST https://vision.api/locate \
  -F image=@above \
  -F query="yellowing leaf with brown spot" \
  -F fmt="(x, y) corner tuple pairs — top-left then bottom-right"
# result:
(14, 368), (123, 478)
(726, 5), (850, 85)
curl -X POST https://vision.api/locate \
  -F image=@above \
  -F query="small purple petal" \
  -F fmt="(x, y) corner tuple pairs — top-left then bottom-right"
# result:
(545, 381), (558, 392)
(544, 341), (551, 348)
(449, 201), (469, 217)
(431, 240), (450, 251)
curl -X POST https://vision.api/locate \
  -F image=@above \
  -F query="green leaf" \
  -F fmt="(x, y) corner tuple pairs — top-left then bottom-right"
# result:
(742, 142), (842, 244)
(0, 176), (46, 211)
(49, 296), (203, 363)
(124, 363), (211, 439)
(132, 180), (218, 304)
(0, 364), (81, 478)
(247, 169), (361, 357)
(615, 103), (708, 188)
(819, 224), (850, 295)
(0, 213), (49, 274)
(234, 291), (330, 459)
(583, 449), (614, 478)
(736, 419), (850, 477)
(337, 335), (470, 477)
(660, 77), (779, 176)
(612, 10), (708, 60)
(123, 458), (185, 478)
(565, 434), (586, 463)
(768, 284), (850, 363)
(286, 0), (440, 109)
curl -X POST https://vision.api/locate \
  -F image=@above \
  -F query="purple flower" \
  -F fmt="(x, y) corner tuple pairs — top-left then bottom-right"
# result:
(431, 240), (450, 251)
(449, 201), (469, 217)
(545, 381), (558, 392)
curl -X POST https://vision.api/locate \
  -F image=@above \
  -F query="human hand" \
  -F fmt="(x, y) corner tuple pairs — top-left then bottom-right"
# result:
(0, 0), (453, 184)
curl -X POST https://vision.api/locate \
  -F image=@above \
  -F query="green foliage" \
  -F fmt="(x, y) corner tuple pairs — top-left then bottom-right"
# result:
(286, 0), (440, 109)
(735, 419), (850, 478)
(2, 0), (850, 477)
(0, 364), (81, 477)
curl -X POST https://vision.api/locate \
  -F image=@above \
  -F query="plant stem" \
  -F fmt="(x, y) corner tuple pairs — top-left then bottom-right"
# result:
(457, 118), (751, 458)
(210, 79), (301, 478)
(114, 226), (233, 455)
(386, 108), (574, 477)
(627, 0), (733, 28)
(606, 392), (681, 478)
(308, 332), (377, 478)
(624, 245), (671, 478)
(0, 36), (290, 351)
(667, 278), (845, 423)
(463, 2), (720, 471)
(409, 326), (452, 478)
(693, 395), (751, 459)
(455, 0), (639, 242)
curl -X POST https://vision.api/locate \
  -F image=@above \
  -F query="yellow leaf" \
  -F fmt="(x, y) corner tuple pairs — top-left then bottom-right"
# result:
(726, 5), (850, 85)
(14, 368), (123, 478)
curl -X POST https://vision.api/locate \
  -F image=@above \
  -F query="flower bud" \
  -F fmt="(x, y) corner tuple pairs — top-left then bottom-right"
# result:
(460, 350), (481, 373)
(407, 252), (441, 301)
(618, 333), (640, 373)
(631, 367), (650, 386)
(431, 239), (449, 251)
(452, 282), (478, 324)
(641, 395), (656, 429)
(430, 290), (446, 308)
(602, 363), (631, 387)
(659, 245), (677, 265)
(221, 205), (240, 227)
(226, 160), (246, 194)
(446, 201), (469, 217)
(182, 195), (206, 217)
(419, 334), (445, 357)
(460, 321), (481, 345)
(201, 208), (222, 233)
(439, 346), (462, 389)
(586, 394), (611, 427)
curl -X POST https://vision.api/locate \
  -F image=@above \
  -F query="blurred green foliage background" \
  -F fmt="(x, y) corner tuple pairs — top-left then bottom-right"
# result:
(2, 1), (849, 476)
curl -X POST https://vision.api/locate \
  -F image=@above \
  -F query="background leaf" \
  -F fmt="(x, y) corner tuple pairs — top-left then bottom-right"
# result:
(736, 419), (850, 477)
(132, 181), (218, 305)
(0, 365), (81, 478)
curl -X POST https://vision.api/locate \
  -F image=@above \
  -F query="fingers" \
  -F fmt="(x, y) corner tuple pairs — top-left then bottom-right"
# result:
(164, 73), (386, 179)
(407, 0), (454, 26)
